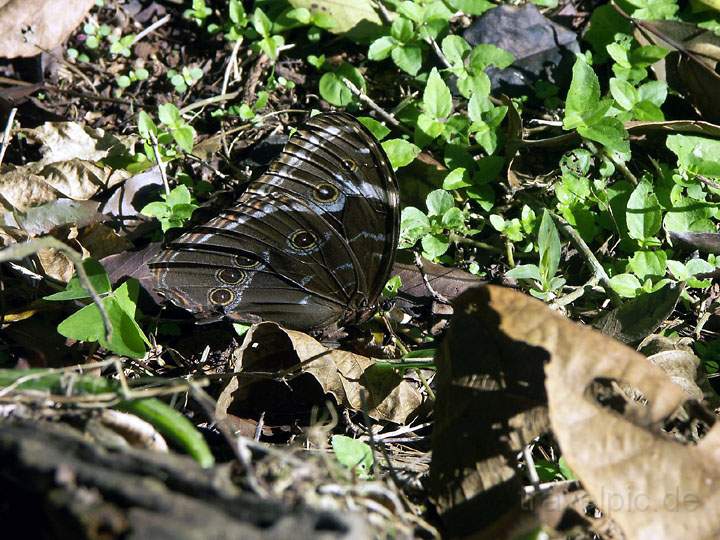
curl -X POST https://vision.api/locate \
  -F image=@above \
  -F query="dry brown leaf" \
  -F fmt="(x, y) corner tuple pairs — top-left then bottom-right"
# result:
(464, 285), (719, 540)
(640, 335), (704, 402)
(0, 0), (95, 58)
(36, 247), (74, 282)
(0, 123), (130, 211)
(429, 286), (550, 538)
(217, 323), (424, 424)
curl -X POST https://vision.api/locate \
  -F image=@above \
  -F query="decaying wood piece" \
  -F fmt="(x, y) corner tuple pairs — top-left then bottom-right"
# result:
(0, 418), (365, 540)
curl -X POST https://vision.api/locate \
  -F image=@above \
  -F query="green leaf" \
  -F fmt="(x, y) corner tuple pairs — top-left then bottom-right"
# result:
(506, 264), (542, 281)
(426, 189), (454, 217)
(442, 168), (470, 190)
(563, 55), (601, 130)
(165, 184), (193, 207)
(609, 77), (638, 110)
(391, 44), (423, 75)
(253, 7), (273, 37)
(577, 118), (630, 160)
(446, 0), (494, 15)
(172, 125), (195, 153)
(466, 184), (495, 211)
(609, 273), (642, 298)
(44, 258), (111, 301)
(331, 435), (373, 476)
(629, 44), (668, 66)
(383, 275), (403, 298)
(468, 44), (514, 71)
(382, 139), (420, 169)
(417, 112), (445, 139)
(397, 1), (424, 23)
(422, 233), (450, 258)
(628, 250), (667, 280)
(626, 180), (662, 241)
(357, 117), (390, 140)
(57, 296), (147, 358)
(319, 72), (352, 106)
(229, 0), (246, 24)
(441, 35), (470, 67)
(368, 36), (395, 60)
(666, 260), (689, 281)
(584, 5), (632, 62)
(538, 210), (561, 287)
(391, 17), (414, 43)
(442, 207), (465, 229)
(686, 258), (715, 276)
(158, 103), (182, 128)
(467, 92), (491, 123)
(667, 135), (720, 178)
(400, 206), (430, 248)
(638, 80), (667, 107)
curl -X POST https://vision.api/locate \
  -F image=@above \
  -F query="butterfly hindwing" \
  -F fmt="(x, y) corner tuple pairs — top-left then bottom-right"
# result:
(150, 112), (399, 333)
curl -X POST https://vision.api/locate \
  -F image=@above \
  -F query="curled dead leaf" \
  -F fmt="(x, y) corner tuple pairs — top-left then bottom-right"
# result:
(217, 323), (424, 425)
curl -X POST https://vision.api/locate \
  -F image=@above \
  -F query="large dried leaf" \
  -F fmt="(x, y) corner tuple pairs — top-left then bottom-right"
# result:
(217, 323), (424, 424)
(0, 123), (130, 212)
(465, 285), (719, 540)
(0, 0), (95, 58)
(1, 199), (101, 236)
(429, 287), (550, 537)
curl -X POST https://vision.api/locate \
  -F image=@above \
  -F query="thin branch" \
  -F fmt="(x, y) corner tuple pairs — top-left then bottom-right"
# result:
(548, 211), (622, 307)
(179, 91), (241, 115)
(131, 14), (171, 46)
(549, 276), (599, 310)
(427, 37), (451, 68)
(0, 107), (17, 168)
(414, 250), (450, 304)
(341, 77), (412, 135)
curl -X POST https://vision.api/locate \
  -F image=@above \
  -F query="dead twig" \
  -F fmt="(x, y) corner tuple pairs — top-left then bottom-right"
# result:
(0, 107), (17, 168)
(131, 14), (171, 46)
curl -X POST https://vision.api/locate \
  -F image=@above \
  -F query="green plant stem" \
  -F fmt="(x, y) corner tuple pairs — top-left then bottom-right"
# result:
(585, 140), (637, 185)
(0, 238), (112, 342)
(505, 239), (515, 268)
(449, 232), (503, 253)
(547, 211), (623, 307)
(148, 131), (170, 197)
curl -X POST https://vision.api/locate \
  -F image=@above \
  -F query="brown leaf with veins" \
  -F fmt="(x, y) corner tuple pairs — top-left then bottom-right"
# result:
(217, 322), (424, 425)
(473, 286), (717, 539)
(0, 0), (95, 58)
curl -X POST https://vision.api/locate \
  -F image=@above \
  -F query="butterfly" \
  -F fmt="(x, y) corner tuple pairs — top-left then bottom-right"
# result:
(149, 112), (400, 334)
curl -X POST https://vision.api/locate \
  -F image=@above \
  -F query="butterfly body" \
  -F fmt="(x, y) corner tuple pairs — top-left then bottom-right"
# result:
(150, 113), (399, 333)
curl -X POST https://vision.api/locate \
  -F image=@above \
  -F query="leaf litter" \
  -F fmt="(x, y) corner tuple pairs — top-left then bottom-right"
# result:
(3, 0), (720, 538)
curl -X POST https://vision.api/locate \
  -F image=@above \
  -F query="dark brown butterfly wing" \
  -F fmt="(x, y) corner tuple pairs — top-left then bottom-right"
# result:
(149, 112), (399, 332)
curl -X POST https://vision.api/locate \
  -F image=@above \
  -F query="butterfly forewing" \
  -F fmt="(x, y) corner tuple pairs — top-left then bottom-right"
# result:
(150, 112), (399, 333)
